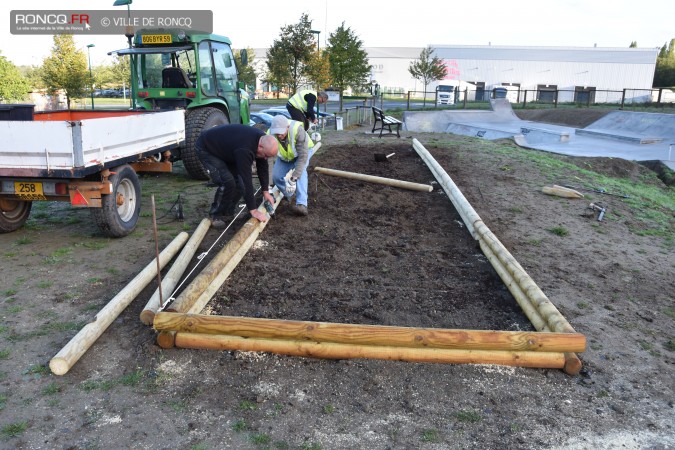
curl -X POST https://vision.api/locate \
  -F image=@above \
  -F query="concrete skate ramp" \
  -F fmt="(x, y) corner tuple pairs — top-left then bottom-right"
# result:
(402, 100), (675, 169)
(576, 111), (675, 144)
(403, 99), (518, 134)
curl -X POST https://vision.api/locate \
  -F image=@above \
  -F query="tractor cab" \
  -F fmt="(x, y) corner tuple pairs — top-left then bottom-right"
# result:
(109, 29), (250, 179)
(110, 29), (248, 118)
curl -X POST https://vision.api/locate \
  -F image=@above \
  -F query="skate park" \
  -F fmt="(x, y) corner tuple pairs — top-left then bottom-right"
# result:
(403, 99), (675, 171)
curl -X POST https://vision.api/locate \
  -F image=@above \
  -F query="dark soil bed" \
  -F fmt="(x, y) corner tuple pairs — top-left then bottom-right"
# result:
(213, 143), (533, 333)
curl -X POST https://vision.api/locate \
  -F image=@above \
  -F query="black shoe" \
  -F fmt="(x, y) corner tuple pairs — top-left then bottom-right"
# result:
(209, 215), (232, 229)
(211, 219), (226, 229)
(292, 204), (308, 216)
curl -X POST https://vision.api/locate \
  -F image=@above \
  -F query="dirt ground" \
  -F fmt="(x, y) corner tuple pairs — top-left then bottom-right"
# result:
(0, 109), (673, 449)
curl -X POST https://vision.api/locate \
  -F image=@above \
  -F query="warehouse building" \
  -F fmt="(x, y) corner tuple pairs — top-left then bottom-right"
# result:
(253, 45), (660, 104)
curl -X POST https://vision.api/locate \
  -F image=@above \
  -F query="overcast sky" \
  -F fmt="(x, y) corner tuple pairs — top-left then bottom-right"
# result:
(1, 0), (673, 66)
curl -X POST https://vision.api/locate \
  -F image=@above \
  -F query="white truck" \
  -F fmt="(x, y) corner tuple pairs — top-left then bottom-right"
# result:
(0, 109), (185, 237)
(435, 79), (476, 105)
(436, 80), (460, 105)
(490, 85), (520, 103)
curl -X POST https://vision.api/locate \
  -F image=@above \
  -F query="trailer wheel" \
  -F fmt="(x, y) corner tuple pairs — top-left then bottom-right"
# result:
(91, 164), (141, 238)
(0, 199), (32, 233)
(183, 107), (229, 180)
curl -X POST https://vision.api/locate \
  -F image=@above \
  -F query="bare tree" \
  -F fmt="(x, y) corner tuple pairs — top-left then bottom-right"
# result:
(408, 46), (448, 106)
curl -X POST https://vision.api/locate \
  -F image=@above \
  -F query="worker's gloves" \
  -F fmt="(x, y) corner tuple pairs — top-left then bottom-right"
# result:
(285, 174), (297, 196)
(310, 131), (321, 143)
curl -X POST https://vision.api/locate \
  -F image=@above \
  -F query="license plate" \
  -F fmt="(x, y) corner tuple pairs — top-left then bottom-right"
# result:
(141, 34), (172, 44)
(14, 182), (47, 201)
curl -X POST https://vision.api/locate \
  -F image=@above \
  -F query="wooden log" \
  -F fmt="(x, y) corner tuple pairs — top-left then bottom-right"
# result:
(412, 138), (578, 335)
(412, 138), (583, 373)
(479, 240), (550, 332)
(174, 332), (567, 369)
(564, 352), (583, 376)
(313, 166), (433, 192)
(140, 218), (211, 325)
(542, 185), (584, 199)
(156, 330), (176, 349)
(49, 232), (189, 376)
(167, 190), (281, 315)
(474, 220), (576, 334)
(187, 225), (260, 315)
(154, 312), (586, 353)
(412, 139), (481, 238)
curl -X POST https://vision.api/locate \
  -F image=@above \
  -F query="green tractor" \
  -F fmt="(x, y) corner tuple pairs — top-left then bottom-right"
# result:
(111, 28), (250, 179)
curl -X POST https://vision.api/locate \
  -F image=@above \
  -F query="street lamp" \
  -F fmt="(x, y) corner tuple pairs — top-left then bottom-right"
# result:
(310, 29), (322, 108)
(310, 30), (320, 52)
(113, 0), (133, 108)
(87, 44), (95, 110)
(113, 0), (134, 47)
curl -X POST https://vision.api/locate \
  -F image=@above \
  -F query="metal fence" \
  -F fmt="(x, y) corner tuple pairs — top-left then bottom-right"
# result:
(403, 87), (675, 110)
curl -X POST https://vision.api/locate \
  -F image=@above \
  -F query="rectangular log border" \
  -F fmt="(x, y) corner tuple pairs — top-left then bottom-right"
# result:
(154, 139), (585, 375)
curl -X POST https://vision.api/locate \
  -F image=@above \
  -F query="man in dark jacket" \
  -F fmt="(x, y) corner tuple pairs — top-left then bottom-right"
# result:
(196, 124), (278, 228)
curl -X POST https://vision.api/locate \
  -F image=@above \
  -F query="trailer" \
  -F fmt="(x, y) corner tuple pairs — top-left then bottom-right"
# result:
(0, 109), (185, 237)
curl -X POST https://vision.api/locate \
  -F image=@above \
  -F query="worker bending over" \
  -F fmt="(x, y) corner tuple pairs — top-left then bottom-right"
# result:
(196, 124), (278, 228)
(286, 89), (328, 130)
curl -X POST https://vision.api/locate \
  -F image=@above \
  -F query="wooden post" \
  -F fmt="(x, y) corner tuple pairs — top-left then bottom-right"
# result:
(154, 312), (586, 353)
(479, 240), (550, 332)
(49, 232), (189, 375)
(314, 167), (433, 192)
(166, 191), (282, 315)
(156, 330), (176, 349)
(475, 220), (576, 334)
(150, 195), (163, 309)
(412, 139), (481, 238)
(413, 138), (578, 334)
(174, 332), (567, 369)
(140, 218), (211, 325)
(187, 225), (261, 315)
(412, 138), (584, 374)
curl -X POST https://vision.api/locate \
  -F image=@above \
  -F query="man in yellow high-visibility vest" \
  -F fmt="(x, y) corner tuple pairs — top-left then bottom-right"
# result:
(286, 90), (328, 130)
(267, 115), (317, 216)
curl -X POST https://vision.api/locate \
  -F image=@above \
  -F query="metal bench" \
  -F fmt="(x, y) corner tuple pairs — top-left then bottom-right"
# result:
(372, 107), (402, 138)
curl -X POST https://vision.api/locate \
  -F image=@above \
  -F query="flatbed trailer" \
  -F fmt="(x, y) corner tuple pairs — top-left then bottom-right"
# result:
(0, 109), (185, 237)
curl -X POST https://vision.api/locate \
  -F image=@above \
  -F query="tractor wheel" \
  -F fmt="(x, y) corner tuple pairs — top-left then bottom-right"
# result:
(91, 164), (141, 238)
(183, 107), (229, 180)
(0, 198), (32, 233)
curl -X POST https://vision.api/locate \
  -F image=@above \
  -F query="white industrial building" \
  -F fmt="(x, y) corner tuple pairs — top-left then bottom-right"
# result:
(252, 45), (660, 104)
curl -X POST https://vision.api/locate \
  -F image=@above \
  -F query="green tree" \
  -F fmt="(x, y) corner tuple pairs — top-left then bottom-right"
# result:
(408, 46), (448, 106)
(235, 48), (257, 91)
(654, 38), (675, 87)
(94, 56), (130, 90)
(658, 43), (668, 59)
(18, 65), (46, 91)
(265, 41), (294, 97)
(629, 41), (637, 48)
(266, 13), (315, 95)
(654, 58), (675, 87)
(108, 55), (131, 89)
(325, 22), (371, 110)
(0, 53), (31, 102)
(41, 35), (88, 108)
(304, 49), (332, 92)
(668, 38), (675, 59)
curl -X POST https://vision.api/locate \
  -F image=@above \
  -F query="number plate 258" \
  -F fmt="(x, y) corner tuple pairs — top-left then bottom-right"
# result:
(14, 182), (47, 201)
